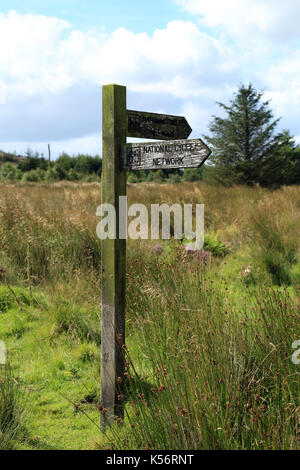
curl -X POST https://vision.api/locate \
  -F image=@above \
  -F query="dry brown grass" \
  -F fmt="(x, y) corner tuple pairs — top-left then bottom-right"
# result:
(0, 181), (299, 283)
(0, 181), (299, 450)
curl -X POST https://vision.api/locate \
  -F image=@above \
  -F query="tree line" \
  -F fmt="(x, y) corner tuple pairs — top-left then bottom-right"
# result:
(0, 147), (204, 184)
(1, 83), (299, 186)
(0, 151), (103, 182)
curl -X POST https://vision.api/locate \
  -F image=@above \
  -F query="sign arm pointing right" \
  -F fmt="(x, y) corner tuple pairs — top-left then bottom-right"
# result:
(122, 138), (211, 171)
(127, 110), (192, 141)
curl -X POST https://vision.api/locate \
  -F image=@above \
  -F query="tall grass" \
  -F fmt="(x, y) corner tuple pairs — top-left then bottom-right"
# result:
(248, 188), (300, 284)
(105, 255), (300, 450)
(0, 183), (101, 283)
(0, 181), (299, 449)
(0, 364), (25, 449)
(0, 182), (299, 285)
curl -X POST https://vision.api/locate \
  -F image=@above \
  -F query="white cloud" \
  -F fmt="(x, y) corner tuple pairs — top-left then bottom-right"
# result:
(258, 51), (300, 133)
(0, 9), (299, 155)
(0, 12), (235, 102)
(0, 11), (72, 98)
(175, 0), (300, 43)
(0, 12), (238, 150)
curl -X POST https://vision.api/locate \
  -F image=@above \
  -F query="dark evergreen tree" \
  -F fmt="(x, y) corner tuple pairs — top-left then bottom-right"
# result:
(204, 83), (284, 186)
(257, 130), (300, 186)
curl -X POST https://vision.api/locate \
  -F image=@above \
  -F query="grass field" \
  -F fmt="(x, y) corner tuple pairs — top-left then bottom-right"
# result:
(0, 181), (299, 450)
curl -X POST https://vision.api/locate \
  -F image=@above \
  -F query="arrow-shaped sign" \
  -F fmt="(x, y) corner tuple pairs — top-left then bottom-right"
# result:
(122, 138), (211, 171)
(127, 110), (192, 140)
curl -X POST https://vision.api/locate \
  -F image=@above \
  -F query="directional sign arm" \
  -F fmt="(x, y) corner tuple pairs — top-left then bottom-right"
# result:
(127, 110), (192, 140)
(122, 138), (211, 171)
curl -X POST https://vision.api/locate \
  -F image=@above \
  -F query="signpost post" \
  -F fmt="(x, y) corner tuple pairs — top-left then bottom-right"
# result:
(101, 84), (127, 427)
(101, 84), (211, 428)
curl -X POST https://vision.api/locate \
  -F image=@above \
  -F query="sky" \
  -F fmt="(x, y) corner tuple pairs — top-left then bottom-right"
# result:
(0, 0), (299, 158)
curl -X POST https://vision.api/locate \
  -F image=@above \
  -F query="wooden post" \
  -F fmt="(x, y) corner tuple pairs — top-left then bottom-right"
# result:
(0, 340), (6, 365)
(101, 84), (127, 427)
(99, 84), (210, 429)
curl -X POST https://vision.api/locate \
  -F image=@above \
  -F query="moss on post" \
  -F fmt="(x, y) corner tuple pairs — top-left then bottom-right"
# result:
(101, 84), (127, 427)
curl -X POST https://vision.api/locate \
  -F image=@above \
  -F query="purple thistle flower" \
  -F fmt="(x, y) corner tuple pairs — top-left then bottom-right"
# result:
(185, 247), (211, 264)
(152, 244), (164, 254)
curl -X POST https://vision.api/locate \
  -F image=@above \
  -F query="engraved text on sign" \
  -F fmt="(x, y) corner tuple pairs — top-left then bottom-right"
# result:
(122, 139), (211, 170)
(127, 110), (192, 140)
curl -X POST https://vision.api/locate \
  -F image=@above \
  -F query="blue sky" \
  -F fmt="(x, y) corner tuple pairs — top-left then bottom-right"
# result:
(0, 0), (299, 158)
(0, 0), (195, 34)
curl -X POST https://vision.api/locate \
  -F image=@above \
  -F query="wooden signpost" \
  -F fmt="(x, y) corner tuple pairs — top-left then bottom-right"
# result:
(122, 138), (211, 170)
(101, 84), (211, 428)
(127, 110), (192, 140)
(101, 84), (127, 428)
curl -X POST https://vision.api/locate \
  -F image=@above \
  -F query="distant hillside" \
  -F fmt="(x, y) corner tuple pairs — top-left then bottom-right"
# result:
(0, 151), (24, 165)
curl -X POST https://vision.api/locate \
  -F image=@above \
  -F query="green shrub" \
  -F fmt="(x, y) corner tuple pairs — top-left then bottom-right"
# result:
(45, 167), (60, 181)
(204, 230), (231, 256)
(67, 168), (79, 181)
(182, 168), (202, 182)
(127, 173), (139, 183)
(0, 163), (16, 181)
(167, 173), (181, 184)
(152, 170), (164, 183)
(22, 169), (45, 182)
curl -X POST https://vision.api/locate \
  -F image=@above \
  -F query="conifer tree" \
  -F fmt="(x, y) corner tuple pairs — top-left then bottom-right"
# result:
(204, 84), (283, 185)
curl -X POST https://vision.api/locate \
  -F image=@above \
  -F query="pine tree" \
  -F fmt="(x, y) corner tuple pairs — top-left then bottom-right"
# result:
(204, 83), (283, 186)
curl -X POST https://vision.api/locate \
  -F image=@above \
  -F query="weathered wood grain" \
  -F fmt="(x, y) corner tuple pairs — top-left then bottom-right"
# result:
(127, 109), (192, 140)
(122, 138), (211, 170)
(101, 84), (127, 428)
